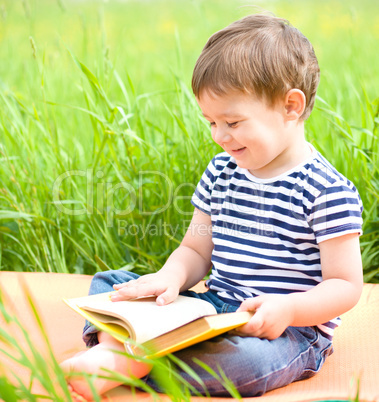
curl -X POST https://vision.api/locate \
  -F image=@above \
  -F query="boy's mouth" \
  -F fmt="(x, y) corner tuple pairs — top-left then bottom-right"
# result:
(231, 147), (246, 154)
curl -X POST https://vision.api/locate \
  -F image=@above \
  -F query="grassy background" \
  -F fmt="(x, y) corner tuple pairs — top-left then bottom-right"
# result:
(0, 0), (378, 281)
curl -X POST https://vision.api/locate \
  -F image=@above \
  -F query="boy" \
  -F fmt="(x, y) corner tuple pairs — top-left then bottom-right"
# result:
(62, 13), (363, 400)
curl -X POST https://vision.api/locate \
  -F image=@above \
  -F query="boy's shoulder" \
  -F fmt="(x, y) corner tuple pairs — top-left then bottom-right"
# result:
(303, 148), (358, 194)
(297, 148), (362, 213)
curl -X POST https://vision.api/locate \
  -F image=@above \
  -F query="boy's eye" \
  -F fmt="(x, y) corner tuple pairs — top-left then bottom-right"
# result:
(209, 122), (216, 127)
(227, 122), (238, 128)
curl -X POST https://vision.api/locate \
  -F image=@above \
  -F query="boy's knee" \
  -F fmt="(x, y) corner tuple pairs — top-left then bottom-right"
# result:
(92, 270), (117, 286)
(94, 270), (138, 283)
(90, 270), (140, 294)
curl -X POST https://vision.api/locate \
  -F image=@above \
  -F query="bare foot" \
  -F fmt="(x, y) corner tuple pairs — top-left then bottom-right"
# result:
(60, 334), (151, 401)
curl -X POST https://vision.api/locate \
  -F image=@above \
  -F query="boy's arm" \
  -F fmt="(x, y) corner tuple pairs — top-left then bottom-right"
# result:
(237, 233), (363, 340)
(111, 208), (213, 305)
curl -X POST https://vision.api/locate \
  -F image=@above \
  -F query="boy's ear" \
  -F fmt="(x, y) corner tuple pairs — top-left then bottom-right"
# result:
(284, 89), (306, 120)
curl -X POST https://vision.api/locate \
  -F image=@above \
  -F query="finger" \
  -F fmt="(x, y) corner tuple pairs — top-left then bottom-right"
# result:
(111, 282), (165, 301)
(156, 287), (179, 306)
(236, 297), (261, 313)
(113, 280), (136, 289)
(110, 286), (149, 301)
(113, 274), (154, 290)
(237, 309), (265, 336)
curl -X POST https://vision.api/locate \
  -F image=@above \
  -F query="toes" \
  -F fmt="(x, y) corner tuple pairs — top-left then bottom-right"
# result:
(70, 389), (89, 402)
(67, 380), (93, 402)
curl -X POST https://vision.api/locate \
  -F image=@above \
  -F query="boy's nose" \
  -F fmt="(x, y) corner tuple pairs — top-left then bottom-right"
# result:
(212, 127), (232, 145)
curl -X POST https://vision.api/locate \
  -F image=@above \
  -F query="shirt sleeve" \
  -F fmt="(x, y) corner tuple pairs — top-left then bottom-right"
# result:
(191, 157), (218, 215)
(308, 181), (363, 243)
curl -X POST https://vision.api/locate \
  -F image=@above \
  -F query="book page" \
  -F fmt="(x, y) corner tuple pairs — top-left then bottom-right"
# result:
(77, 294), (217, 344)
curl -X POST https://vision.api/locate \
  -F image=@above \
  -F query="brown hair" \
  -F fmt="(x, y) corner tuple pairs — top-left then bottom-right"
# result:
(192, 13), (320, 120)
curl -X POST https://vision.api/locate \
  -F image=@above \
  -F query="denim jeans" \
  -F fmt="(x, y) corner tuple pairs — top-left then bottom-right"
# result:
(83, 270), (333, 397)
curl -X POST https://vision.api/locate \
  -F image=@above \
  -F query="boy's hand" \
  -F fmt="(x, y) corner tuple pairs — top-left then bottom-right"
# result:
(110, 272), (182, 306)
(236, 294), (295, 340)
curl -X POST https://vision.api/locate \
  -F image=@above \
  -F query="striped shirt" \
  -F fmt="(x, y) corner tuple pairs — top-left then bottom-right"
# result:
(191, 145), (363, 339)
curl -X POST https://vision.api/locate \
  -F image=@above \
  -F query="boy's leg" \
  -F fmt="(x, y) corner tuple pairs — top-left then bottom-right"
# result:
(88, 270), (140, 294)
(144, 326), (333, 397)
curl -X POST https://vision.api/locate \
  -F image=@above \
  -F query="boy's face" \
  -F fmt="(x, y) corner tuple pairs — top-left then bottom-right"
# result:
(196, 89), (304, 179)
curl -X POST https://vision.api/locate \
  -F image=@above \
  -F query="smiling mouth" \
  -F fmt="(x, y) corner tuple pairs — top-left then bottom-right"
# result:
(233, 147), (246, 152)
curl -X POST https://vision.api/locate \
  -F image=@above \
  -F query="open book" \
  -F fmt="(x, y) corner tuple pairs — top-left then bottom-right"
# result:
(63, 292), (253, 358)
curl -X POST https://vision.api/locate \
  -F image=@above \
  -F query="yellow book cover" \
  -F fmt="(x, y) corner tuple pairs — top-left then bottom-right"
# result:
(63, 292), (252, 358)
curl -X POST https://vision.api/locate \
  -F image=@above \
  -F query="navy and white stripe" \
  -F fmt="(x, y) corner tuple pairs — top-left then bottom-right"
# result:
(191, 146), (363, 339)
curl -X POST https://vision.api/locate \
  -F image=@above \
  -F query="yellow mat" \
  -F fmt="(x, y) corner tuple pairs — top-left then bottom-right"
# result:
(0, 271), (378, 401)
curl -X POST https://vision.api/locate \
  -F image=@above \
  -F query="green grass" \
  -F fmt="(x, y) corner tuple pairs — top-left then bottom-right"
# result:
(1, 0), (377, 399)
(0, 4), (379, 269)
